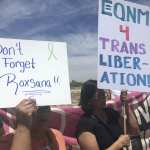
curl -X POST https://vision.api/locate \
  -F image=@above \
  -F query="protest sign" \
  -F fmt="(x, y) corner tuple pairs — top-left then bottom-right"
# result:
(0, 38), (71, 108)
(98, 0), (150, 92)
(98, 0), (150, 149)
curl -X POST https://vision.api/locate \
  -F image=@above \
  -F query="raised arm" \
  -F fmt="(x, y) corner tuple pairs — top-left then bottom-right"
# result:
(10, 99), (37, 150)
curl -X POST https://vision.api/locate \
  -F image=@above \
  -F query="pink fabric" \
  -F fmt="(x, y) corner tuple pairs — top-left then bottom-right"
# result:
(0, 109), (15, 135)
(64, 136), (78, 145)
(0, 92), (146, 136)
(0, 91), (148, 147)
(59, 106), (83, 137)
(0, 133), (13, 150)
(107, 92), (145, 111)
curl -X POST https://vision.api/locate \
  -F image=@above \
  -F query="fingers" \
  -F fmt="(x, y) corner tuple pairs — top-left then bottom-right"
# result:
(118, 134), (130, 147)
(120, 90), (128, 102)
(16, 99), (37, 116)
(15, 99), (38, 128)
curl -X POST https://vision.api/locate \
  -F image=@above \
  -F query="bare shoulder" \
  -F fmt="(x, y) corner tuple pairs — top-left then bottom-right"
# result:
(78, 131), (99, 150)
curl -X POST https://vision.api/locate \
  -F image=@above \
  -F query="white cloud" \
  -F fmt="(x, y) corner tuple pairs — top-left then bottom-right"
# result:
(23, 31), (98, 81)
(61, 32), (97, 81)
(63, 32), (97, 57)
(69, 55), (97, 81)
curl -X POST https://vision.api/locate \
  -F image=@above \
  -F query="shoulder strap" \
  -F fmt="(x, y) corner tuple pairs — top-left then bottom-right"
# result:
(91, 115), (117, 140)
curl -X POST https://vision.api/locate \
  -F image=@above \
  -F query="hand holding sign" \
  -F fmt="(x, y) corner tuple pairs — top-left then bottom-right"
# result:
(16, 99), (37, 128)
(120, 90), (128, 104)
(117, 134), (130, 148)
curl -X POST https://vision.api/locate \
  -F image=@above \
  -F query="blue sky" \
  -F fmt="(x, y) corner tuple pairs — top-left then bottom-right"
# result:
(0, 0), (148, 81)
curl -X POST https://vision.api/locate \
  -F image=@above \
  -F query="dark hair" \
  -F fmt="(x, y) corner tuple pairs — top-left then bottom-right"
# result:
(79, 80), (106, 114)
(79, 80), (97, 114)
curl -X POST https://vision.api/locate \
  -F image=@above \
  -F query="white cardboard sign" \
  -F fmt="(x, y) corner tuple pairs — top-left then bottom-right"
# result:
(98, 0), (150, 92)
(0, 38), (71, 108)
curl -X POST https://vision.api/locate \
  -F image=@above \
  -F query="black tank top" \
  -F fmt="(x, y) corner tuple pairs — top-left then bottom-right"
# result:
(76, 108), (123, 150)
